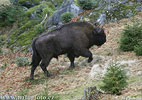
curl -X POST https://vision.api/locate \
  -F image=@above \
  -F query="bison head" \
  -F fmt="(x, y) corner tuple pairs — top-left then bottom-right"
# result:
(93, 27), (106, 46)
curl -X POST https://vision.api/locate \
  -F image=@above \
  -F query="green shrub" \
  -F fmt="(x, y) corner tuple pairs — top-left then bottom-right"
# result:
(61, 12), (73, 23)
(134, 40), (142, 56)
(0, 35), (6, 46)
(120, 22), (142, 51)
(16, 56), (30, 67)
(100, 63), (128, 95)
(0, 48), (2, 54)
(77, 0), (99, 10)
(0, 35), (6, 55)
(0, 5), (23, 27)
(17, 0), (45, 6)
(25, 1), (54, 17)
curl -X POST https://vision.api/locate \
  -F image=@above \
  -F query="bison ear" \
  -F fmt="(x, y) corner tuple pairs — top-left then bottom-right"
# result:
(93, 29), (98, 35)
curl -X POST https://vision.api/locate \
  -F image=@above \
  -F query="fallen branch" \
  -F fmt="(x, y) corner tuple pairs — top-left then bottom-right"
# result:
(40, 14), (48, 25)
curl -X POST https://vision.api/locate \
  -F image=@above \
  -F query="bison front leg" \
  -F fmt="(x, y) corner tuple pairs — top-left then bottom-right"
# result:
(67, 53), (75, 69)
(80, 49), (93, 63)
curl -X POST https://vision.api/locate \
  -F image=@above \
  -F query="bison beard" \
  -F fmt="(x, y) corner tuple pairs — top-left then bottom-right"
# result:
(30, 22), (106, 80)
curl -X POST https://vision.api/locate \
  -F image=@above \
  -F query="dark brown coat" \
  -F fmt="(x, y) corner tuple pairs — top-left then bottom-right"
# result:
(30, 22), (106, 80)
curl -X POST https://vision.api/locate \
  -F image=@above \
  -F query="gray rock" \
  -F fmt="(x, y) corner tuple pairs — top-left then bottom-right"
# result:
(89, 59), (137, 79)
(89, 64), (106, 78)
(44, 0), (82, 27)
(23, 7), (28, 11)
(97, 13), (107, 25)
(136, 6), (142, 11)
(78, 55), (105, 67)
(48, 25), (57, 32)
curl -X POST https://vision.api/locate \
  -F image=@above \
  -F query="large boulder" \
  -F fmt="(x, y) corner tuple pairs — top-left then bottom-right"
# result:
(89, 59), (137, 79)
(44, 0), (82, 27)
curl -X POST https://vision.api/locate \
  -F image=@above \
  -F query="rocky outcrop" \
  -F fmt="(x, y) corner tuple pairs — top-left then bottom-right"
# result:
(89, 58), (137, 79)
(44, 0), (82, 27)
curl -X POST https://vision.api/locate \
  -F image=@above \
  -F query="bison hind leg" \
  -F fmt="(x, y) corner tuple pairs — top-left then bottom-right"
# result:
(40, 57), (52, 77)
(30, 58), (41, 80)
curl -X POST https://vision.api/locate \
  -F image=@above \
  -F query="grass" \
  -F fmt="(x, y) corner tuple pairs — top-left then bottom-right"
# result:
(23, 72), (48, 85)
(128, 75), (142, 84)
(17, 87), (32, 96)
(56, 79), (102, 100)
(0, 0), (10, 5)
(36, 82), (60, 100)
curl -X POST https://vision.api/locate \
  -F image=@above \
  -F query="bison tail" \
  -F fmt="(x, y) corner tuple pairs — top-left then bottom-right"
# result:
(31, 37), (40, 65)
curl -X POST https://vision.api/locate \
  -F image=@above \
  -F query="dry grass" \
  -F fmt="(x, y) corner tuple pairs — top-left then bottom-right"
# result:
(0, 0), (10, 5)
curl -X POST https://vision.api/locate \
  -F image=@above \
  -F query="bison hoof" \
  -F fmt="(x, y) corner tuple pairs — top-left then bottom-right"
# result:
(88, 58), (93, 63)
(30, 77), (34, 80)
(47, 73), (51, 77)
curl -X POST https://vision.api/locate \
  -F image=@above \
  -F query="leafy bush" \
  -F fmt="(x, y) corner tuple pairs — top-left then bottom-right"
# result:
(120, 22), (142, 51)
(0, 35), (6, 46)
(61, 12), (73, 23)
(100, 63), (128, 95)
(25, 1), (54, 17)
(18, 0), (42, 5)
(0, 5), (23, 27)
(0, 35), (6, 54)
(16, 56), (30, 67)
(77, 0), (99, 10)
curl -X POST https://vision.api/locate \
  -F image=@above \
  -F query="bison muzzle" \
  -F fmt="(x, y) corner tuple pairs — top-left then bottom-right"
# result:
(30, 22), (106, 80)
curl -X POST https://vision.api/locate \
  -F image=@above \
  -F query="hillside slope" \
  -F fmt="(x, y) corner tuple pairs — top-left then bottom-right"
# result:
(0, 13), (142, 100)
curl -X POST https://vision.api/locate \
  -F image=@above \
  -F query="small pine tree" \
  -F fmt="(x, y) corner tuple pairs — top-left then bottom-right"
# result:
(61, 12), (73, 23)
(120, 21), (142, 51)
(100, 63), (128, 95)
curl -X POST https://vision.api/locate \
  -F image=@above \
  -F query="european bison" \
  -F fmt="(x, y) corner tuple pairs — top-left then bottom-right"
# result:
(30, 22), (106, 80)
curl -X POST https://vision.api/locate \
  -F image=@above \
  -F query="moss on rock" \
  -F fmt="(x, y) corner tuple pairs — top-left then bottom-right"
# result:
(8, 1), (55, 50)
(105, 3), (137, 22)
(18, 0), (44, 5)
